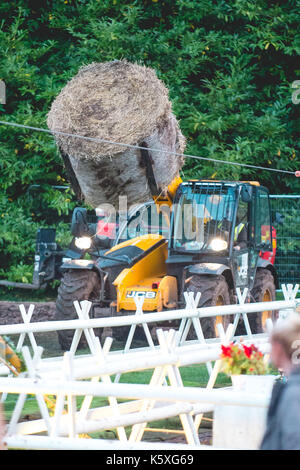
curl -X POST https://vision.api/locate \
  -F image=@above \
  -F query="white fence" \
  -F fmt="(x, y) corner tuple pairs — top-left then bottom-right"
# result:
(0, 284), (299, 450)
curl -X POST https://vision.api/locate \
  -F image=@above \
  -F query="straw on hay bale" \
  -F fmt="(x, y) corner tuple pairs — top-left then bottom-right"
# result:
(47, 60), (185, 207)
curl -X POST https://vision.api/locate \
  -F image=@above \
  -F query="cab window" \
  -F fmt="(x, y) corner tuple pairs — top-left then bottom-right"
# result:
(255, 188), (272, 249)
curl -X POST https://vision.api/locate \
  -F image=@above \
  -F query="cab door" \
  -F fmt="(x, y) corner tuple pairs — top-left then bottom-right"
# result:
(244, 186), (273, 291)
(232, 196), (251, 289)
(254, 187), (273, 254)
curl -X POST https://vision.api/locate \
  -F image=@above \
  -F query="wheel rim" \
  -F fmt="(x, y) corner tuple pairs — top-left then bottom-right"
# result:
(261, 289), (272, 329)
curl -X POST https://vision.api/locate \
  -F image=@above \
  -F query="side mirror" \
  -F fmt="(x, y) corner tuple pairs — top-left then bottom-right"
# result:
(71, 207), (89, 237)
(240, 185), (253, 203)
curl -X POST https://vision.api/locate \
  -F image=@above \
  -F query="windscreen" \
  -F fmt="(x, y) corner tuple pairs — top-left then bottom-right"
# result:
(172, 184), (236, 252)
(117, 203), (170, 243)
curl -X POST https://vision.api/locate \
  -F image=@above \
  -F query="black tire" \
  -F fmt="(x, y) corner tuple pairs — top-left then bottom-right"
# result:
(250, 268), (277, 333)
(185, 274), (231, 338)
(55, 269), (101, 350)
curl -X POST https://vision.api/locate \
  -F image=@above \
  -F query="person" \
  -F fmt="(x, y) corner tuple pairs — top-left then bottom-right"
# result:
(295, 171), (300, 177)
(260, 314), (300, 450)
(233, 219), (247, 250)
(233, 201), (248, 251)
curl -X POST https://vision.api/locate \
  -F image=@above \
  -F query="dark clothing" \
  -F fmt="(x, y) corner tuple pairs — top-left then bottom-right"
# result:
(260, 367), (300, 450)
(236, 224), (247, 249)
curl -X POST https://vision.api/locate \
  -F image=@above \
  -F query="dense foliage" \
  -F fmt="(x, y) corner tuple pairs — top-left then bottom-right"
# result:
(0, 0), (299, 283)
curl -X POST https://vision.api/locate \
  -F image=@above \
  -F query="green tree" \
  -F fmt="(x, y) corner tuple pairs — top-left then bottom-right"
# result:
(0, 0), (299, 283)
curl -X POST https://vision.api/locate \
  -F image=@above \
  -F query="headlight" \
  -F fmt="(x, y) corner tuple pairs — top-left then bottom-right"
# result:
(75, 236), (92, 250)
(210, 238), (228, 251)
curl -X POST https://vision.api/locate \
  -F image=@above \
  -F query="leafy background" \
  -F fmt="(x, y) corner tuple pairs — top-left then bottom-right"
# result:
(0, 0), (299, 285)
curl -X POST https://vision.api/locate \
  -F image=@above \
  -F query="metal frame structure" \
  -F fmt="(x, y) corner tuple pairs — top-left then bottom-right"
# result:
(270, 195), (300, 287)
(0, 285), (299, 450)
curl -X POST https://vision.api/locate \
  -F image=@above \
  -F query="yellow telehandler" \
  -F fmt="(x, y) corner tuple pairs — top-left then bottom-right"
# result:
(55, 169), (278, 350)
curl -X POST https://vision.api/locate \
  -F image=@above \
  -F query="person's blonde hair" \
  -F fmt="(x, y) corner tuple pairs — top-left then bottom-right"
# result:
(271, 314), (300, 359)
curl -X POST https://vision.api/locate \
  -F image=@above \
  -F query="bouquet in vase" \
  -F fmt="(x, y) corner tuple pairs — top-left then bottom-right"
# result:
(220, 342), (270, 375)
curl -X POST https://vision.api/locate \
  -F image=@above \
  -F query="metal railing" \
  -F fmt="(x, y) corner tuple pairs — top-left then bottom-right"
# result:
(0, 286), (299, 450)
(270, 195), (300, 286)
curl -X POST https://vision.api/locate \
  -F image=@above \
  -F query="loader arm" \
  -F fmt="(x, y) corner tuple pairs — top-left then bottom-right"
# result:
(152, 175), (183, 209)
(141, 143), (182, 211)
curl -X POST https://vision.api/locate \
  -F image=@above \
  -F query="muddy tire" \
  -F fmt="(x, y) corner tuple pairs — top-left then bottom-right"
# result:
(250, 268), (277, 333)
(55, 269), (101, 350)
(185, 274), (231, 338)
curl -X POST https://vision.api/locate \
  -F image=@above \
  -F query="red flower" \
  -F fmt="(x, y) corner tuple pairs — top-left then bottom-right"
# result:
(220, 341), (267, 375)
(221, 344), (233, 358)
(243, 344), (253, 358)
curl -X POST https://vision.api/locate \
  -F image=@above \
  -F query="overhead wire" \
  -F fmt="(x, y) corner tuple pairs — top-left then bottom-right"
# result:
(0, 119), (296, 176)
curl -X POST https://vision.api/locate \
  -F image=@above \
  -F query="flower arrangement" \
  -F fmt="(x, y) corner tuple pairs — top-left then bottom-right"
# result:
(220, 342), (269, 376)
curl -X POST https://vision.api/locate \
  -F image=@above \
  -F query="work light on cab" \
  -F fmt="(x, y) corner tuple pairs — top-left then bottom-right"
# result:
(210, 238), (228, 252)
(75, 236), (92, 250)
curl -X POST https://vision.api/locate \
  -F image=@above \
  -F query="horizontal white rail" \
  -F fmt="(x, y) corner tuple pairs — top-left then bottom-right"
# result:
(0, 377), (269, 408)
(0, 299), (297, 336)
(4, 434), (213, 451)
(34, 340), (270, 381)
(14, 401), (215, 437)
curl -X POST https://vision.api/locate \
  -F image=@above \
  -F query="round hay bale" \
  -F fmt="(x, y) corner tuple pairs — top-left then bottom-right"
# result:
(47, 60), (185, 207)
